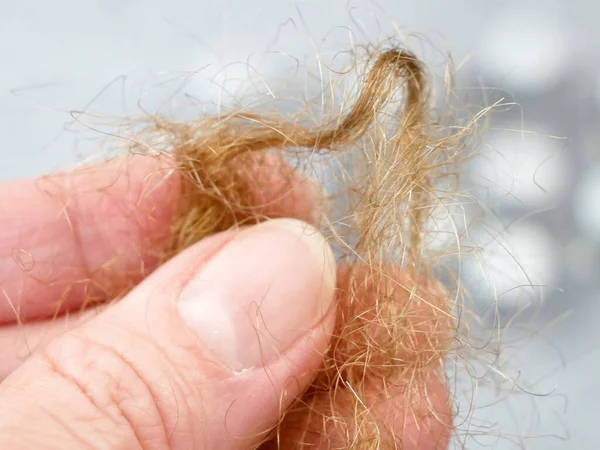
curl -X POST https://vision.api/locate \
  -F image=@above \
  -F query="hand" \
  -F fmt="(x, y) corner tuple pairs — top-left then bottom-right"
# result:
(0, 154), (450, 449)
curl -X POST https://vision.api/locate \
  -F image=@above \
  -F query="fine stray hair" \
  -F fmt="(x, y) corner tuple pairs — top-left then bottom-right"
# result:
(116, 46), (478, 449)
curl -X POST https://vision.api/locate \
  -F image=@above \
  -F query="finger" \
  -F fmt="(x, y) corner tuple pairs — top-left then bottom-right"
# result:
(268, 369), (452, 449)
(266, 265), (454, 449)
(0, 218), (337, 449)
(333, 265), (454, 370)
(0, 154), (179, 324)
(244, 152), (322, 224)
(0, 152), (321, 324)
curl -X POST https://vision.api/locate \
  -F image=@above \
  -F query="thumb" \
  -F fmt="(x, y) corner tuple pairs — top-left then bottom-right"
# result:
(0, 218), (337, 449)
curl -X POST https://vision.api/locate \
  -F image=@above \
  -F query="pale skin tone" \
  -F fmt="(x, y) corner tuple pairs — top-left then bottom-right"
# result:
(0, 154), (451, 449)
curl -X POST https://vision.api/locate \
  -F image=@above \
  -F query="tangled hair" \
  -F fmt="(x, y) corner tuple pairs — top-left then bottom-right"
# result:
(91, 45), (479, 448)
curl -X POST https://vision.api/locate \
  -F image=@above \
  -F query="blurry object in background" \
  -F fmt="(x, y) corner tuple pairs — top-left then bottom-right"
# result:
(573, 163), (600, 241)
(463, 220), (559, 314)
(475, 4), (571, 94)
(469, 125), (571, 210)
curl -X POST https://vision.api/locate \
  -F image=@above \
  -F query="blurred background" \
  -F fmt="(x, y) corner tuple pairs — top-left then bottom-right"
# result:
(1, 0), (598, 448)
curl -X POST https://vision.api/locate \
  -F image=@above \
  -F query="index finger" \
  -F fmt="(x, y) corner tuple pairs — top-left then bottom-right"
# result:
(0, 152), (320, 324)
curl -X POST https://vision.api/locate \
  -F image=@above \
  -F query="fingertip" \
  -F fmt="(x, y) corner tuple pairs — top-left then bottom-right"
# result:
(246, 152), (326, 225)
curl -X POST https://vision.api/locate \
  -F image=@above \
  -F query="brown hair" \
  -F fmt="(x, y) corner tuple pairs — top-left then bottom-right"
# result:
(124, 47), (476, 448)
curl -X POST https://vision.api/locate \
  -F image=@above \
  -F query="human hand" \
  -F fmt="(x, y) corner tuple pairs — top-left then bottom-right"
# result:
(0, 155), (450, 449)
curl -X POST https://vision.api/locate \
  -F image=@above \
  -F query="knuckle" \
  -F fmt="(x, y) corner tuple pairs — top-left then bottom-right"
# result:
(42, 331), (175, 449)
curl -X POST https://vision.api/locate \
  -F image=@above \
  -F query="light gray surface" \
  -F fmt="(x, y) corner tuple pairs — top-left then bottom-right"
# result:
(1, 1), (599, 448)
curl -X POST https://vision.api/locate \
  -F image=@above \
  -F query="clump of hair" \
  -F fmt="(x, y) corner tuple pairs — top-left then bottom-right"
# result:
(121, 46), (478, 448)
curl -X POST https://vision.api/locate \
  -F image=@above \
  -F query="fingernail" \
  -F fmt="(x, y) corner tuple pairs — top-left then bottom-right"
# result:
(177, 218), (336, 371)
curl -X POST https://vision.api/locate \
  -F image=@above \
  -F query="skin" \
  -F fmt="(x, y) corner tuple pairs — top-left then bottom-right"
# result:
(0, 154), (451, 449)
